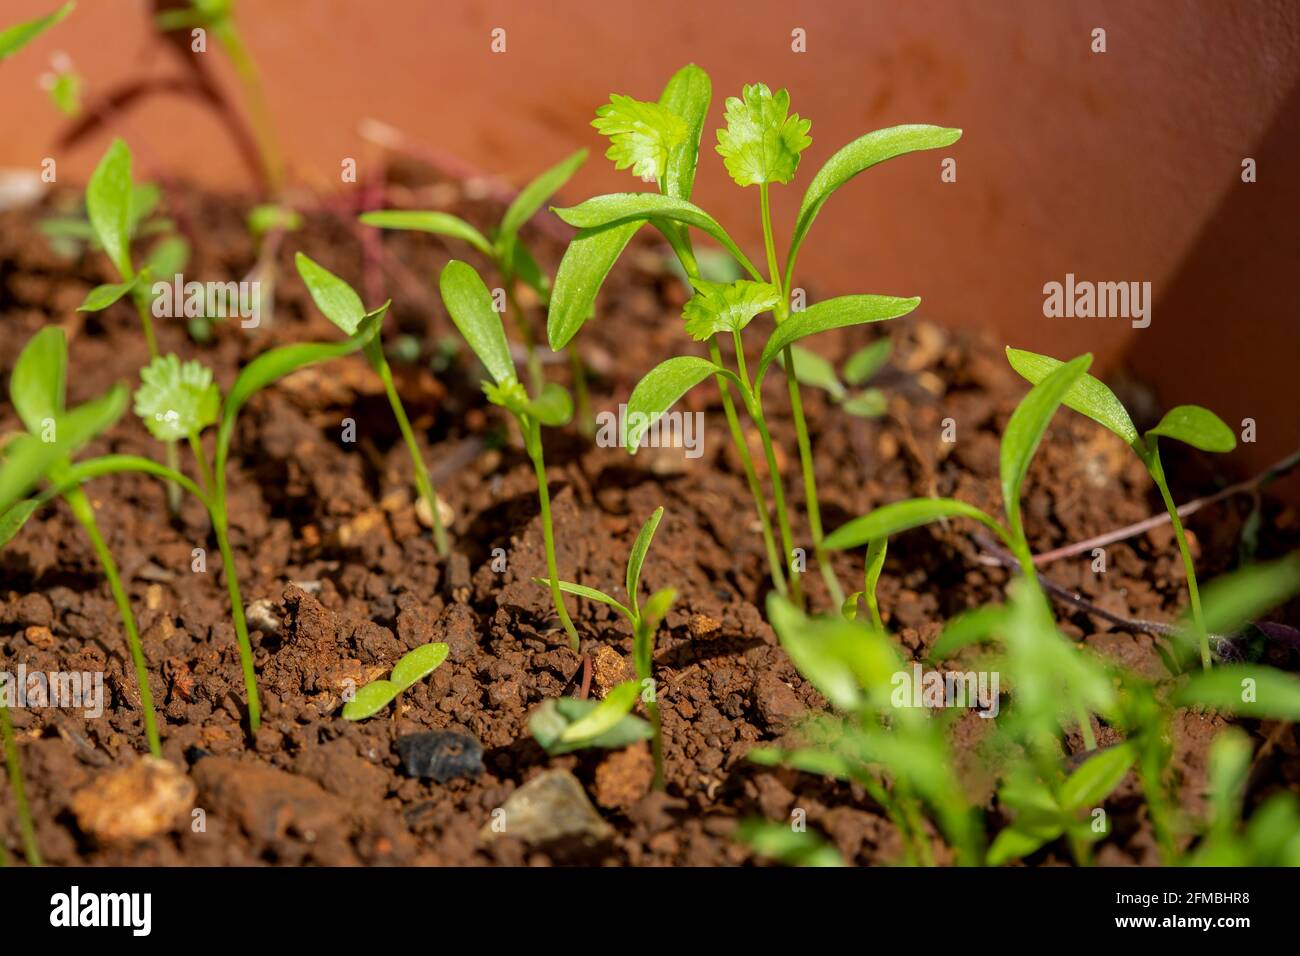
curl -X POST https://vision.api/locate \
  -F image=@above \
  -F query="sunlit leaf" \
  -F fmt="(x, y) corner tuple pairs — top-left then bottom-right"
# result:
(682, 278), (779, 341)
(390, 642), (449, 691)
(1147, 405), (1236, 454)
(438, 260), (516, 386)
(359, 210), (493, 257)
(592, 95), (688, 183)
(825, 498), (1002, 551)
(295, 252), (366, 335)
(547, 220), (642, 349)
(627, 506), (665, 615)
(0, 2), (74, 62)
(499, 149), (587, 247)
(341, 679), (398, 721)
(1005, 347), (1138, 446)
(715, 83), (811, 187)
(757, 295), (919, 381)
(133, 354), (220, 441)
(623, 356), (718, 453)
(10, 326), (67, 433)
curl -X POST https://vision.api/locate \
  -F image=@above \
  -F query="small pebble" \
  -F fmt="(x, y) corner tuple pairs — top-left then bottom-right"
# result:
(396, 730), (484, 783)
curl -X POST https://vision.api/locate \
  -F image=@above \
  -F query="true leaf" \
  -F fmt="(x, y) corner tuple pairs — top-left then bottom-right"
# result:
(341, 680), (399, 721)
(86, 138), (135, 280)
(499, 149), (587, 247)
(1000, 354), (1092, 529)
(133, 354), (220, 441)
(559, 680), (643, 744)
(843, 339), (891, 386)
(592, 95), (688, 183)
(825, 498), (1002, 551)
(715, 83), (811, 187)
(682, 278), (779, 341)
(1147, 405), (1236, 454)
(390, 642), (449, 691)
(623, 356), (718, 453)
(295, 252), (366, 335)
(0, 2), (74, 62)
(777, 345), (845, 400)
(0, 499), (42, 549)
(658, 63), (712, 201)
(1175, 665), (1300, 721)
(626, 506), (664, 616)
(1005, 347), (1138, 446)
(547, 220), (642, 349)
(77, 278), (138, 313)
(790, 125), (961, 270)
(438, 260), (515, 386)
(11, 326), (67, 433)
(1199, 554), (1300, 636)
(1060, 743), (1136, 811)
(359, 210), (493, 257)
(756, 295), (920, 381)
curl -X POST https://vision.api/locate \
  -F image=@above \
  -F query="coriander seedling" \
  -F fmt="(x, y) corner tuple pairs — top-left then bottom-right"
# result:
(550, 65), (959, 607)
(538, 506), (675, 786)
(295, 252), (449, 555)
(529, 680), (653, 756)
(342, 642), (449, 720)
(1006, 346), (1237, 669)
(438, 259), (581, 651)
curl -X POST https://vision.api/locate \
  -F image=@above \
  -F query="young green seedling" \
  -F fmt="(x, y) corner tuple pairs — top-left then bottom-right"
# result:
(1006, 347), (1237, 670)
(0, 688), (41, 866)
(2, 328), (163, 755)
(549, 65), (959, 609)
(341, 642), (449, 720)
(779, 339), (891, 418)
(538, 506), (676, 786)
(529, 679), (653, 756)
(360, 149), (589, 410)
(735, 819), (845, 867)
(295, 252), (449, 555)
(439, 259), (581, 651)
(0, 1), (74, 63)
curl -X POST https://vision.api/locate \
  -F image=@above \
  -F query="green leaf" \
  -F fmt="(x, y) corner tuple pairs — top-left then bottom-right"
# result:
(756, 295), (920, 381)
(1005, 347), (1138, 446)
(592, 95), (688, 183)
(0, 499), (42, 549)
(523, 382), (573, 427)
(862, 536), (888, 628)
(658, 63), (712, 201)
(1199, 554), (1300, 636)
(1147, 405), (1236, 454)
(715, 83), (811, 187)
(623, 356), (718, 453)
(641, 587), (676, 630)
(295, 252), (367, 335)
(76, 278), (139, 313)
(86, 138), (135, 280)
(748, 744), (856, 780)
(987, 821), (1062, 867)
(0, 2), (74, 62)
(390, 642), (449, 691)
(546, 220), (643, 349)
(247, 203), (302, 236)
(558, 680), (643, 744)
(499, 149), (587, 248)
(1206, 727), (1251, 838)
(540, 579), (628, 616)
(929, 604), (1008, 661)
(825, 498), (1002, 551)
(843, 339), (891, 386)
(790, 125), (961, 270)
(626, 506), (665, 617)
(1060, 743), (1136, 811)
(0, 384), (128, 514)
(552, 193), (759, 279)
(735, 819), (845, 867)
(767, 595), (865, 712)
(438, 260), (515, 386)
(11, 327), (67, 433)
(841, 389), (887, 418)
(133, 354), (220, 441)
(358, 210), (493, 257)
(145, 235), (190, 279)
(1175, 665), (1300, 721)
(1001, 354), (1092, 529)
(510, 239), (551, 305)
(483, 379), (530, 417)
(777, 345), (845, 400)
(127, 183), (161, 236)
(682, 278), (779, 341)
(341, 680), (399, 721)
(528, 697), (652, 755)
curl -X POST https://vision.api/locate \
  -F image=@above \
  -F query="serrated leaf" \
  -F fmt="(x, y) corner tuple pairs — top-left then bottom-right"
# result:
(843, 339), (891, 386)
(715, 83), (811, 187)
(592, 94), (688, 183)
(1005, 347), (1138, 446)
(295, 252), (366, 335)
(438, 260), (515, 386)
(341, 679), (398, 720)
(0, 2), (74, 62)
(76, 278), (138, 313)
(547, 220), (642, 349)
(11, 326), (67, 434)
(558, 680), (642, 744)
(682, 278), (779, 341)
(736, 819), (845, 867)
(757, 295), (920, 381)
(523, 382), (573, 427)
(1060, 743), (1136, 811)
(841, 388), (887, 418)
(390, 642), (449, 691)
(0, 499), (42, 549)
(790, 125), (961, 269)
(776, 345), (844, 400)
(1199, 555), (1300, 636)
(1175, 665), (1300, 721)
(626, 506), (664, 616)
(86, 138), (134, 279)
(133, 354), (220, 441)
(359, 210), (493, 256)
(499, 149), (587, 248)
(552, 193), (759, 278)
(825, 498), (1001, 551)
(623, 356), (718, 453)
(1147, 405), (1236, 454)
(658, 63), (712, 201)
(1001, 354), (1092, 529)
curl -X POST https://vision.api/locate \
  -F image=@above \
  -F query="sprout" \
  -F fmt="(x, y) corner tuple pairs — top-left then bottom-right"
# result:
(342, 643), (450, 721)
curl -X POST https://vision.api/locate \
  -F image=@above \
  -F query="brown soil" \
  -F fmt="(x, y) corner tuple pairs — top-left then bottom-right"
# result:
(1, 172), (1297, 867)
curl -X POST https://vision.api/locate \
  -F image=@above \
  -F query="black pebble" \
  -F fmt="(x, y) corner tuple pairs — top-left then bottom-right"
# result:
(396, 730), (484, 783)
